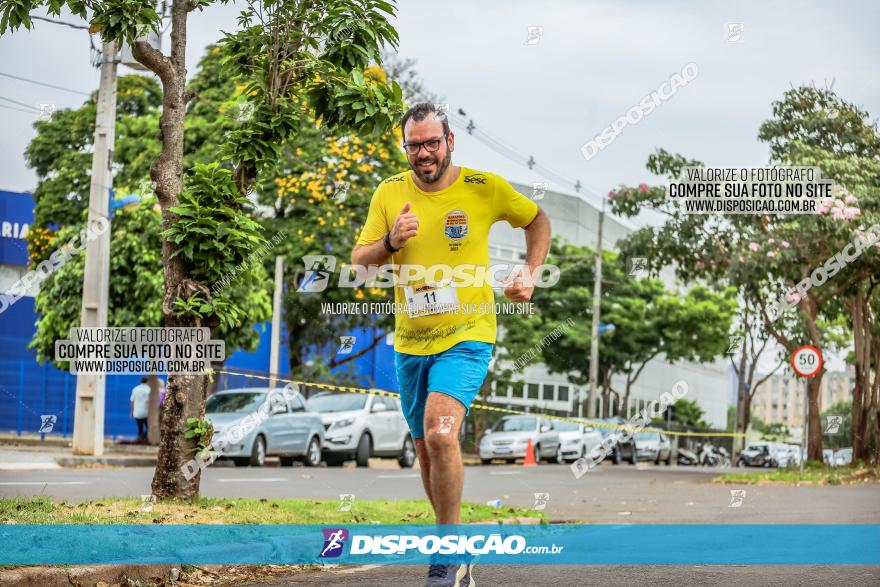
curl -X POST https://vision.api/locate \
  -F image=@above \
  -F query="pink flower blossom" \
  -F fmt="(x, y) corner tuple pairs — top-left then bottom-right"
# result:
(767, 251), (775, 258)
(786, 293), (800, 304)
(638, 183), (649, 192)
(843, 207), (860, 220)
(817, 205), (828, 215)
(834, 199), (844, 208)
(608, 190), (615, 198)
(831, 207), (845, 220)
(738, 255), (744, 262)
(695, 260), (705, 269)
(782, 241), (790, 248)
(845, 194), (858, 204)
(768, 238), (775, 244)
(748, 242), (760, 252)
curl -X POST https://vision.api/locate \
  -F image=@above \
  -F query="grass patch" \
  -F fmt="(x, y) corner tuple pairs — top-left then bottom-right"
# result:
(0, 495), (545, 525)
(713, 464), (880, 486)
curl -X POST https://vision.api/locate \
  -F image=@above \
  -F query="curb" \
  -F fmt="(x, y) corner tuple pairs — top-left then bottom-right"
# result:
(54, 455), (158, 467)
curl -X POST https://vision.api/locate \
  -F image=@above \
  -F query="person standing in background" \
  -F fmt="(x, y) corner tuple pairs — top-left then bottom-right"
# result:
(130, 377), (151, 441)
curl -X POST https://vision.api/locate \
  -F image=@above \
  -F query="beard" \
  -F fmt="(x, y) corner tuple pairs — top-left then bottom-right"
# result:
(410, 149), (452, 184)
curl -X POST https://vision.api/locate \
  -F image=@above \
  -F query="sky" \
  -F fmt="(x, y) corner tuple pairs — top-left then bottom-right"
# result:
(1, 0), (877, 371)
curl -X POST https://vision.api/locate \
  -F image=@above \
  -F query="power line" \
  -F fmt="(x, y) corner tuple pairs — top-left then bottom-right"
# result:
(0, 103), (37, 114)
(448, 108), (599, 200)
(29, 14), (89, 30)
(0, 71), (91, 96)
(0, 95), (40, 111)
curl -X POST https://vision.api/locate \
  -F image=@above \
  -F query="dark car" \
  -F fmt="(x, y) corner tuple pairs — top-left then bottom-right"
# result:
(596, 417), (638, 465)
(736, 442), (777, 468)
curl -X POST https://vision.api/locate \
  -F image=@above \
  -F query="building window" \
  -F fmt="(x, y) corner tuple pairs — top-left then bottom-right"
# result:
(542, 384), (555, 401)
(512, 382), (524, 399)
(528, 383), (540, 400)
(558, 386), (569, 402)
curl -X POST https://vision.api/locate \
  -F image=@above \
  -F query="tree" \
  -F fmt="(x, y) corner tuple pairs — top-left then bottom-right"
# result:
(495, 240), (735, 419)
(2, 0), (406, 498)
(608, 84), (880, 462)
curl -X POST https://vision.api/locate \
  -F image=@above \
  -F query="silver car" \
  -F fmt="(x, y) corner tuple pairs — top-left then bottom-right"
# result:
(834, 447), (853, 466)
(205, 387), (324, 467)
(554, 421), (603, 463)
(309, 391), (415, 468)
(633, 430), (673, 465)
(479, 415), (561, 464)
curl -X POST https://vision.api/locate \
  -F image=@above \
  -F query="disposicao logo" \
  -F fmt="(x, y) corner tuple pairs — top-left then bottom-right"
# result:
(320, 528), (349, 558)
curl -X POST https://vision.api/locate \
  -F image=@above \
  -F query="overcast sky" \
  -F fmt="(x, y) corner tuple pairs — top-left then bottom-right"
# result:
(1, 1), (877, 371)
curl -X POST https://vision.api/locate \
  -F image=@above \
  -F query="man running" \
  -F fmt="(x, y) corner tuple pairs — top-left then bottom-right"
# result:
(351, 103), (551, 586)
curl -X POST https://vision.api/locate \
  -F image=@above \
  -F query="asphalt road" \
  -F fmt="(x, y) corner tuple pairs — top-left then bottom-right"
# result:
(253, 564), (880, 587)
(2, 458), (879, 524)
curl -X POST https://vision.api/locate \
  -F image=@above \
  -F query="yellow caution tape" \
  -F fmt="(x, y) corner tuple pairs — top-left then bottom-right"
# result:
(216, 369), (746, 438)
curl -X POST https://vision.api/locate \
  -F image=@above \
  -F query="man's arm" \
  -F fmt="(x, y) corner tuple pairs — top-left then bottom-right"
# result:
(503, 208), (551, 302)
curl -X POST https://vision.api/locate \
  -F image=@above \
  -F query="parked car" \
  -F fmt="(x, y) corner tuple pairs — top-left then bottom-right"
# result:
(633, 430), (673, 465)
(596, 417), (637, 464)
(823, 449), (836, 466)
(479, 415), (561, 464)
(309, 391), (415, 468)
(554, 420), (603, 463)
(834, 447), (853, 466)
(736, 442), (777, 468)
(775, 444), (802, 468)
(205, 387), (324, 467)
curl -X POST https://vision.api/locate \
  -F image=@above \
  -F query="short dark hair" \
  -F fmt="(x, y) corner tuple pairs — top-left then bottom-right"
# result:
(141, 377), (149, 384)
(401, 102), (449, 141)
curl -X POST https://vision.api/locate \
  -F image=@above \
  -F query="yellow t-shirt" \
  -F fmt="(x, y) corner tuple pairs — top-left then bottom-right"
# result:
(356, 167), (539, 356)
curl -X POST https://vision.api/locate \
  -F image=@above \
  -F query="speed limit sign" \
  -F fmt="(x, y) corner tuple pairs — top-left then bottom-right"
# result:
(792, 345), (823, 378)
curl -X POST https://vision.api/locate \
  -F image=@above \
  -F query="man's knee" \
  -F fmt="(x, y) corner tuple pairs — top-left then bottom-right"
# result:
(424, 428), (459, 454)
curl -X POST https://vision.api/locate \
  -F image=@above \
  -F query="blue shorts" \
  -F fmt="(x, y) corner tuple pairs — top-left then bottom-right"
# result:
(395, 341), (494, 439)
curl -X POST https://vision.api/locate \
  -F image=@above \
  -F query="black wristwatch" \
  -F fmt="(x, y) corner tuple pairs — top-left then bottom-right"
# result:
(383, 232), (401, 253)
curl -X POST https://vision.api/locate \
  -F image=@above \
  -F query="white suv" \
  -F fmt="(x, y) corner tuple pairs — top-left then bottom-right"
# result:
(309, 391), (415, 468)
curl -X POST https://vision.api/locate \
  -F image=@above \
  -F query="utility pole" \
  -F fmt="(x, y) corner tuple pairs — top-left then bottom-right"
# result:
(586, 198), (605, 419)
(268, 256), (285, 388)
(72, 41), (117, 455)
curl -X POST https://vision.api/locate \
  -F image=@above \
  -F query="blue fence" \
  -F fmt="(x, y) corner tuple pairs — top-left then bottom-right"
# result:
(0, 300), (399, 438)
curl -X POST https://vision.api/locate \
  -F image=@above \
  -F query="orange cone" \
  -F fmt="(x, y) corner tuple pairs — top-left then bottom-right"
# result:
(523, 438), (537, 467)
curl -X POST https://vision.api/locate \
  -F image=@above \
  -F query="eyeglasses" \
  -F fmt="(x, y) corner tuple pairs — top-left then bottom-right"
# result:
(402, 133), (448, 155)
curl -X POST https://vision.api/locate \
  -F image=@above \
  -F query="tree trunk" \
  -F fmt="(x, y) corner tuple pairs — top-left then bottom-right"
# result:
(850, 290), (872, 462)
(806, 373), (824, 462)
(147, 374), (161, 445)
(132, 0), (210, 500)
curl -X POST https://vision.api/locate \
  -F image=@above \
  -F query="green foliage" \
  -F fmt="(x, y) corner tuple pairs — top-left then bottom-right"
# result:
(183, 417), (214, 454)
(670, 398), (710, 429)
(495, 239), (735, 414)
(761, 422), (791, 441)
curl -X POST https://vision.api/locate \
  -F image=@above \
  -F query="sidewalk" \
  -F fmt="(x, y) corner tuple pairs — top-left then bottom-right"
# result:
(0, 433), (158, 468)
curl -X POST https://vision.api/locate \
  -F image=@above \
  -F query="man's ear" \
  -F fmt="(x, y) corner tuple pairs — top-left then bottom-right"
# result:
(447, 130), (455, 152)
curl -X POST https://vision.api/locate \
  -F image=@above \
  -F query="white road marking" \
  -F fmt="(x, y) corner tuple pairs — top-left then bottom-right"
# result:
(215, 477), (286, 483)
(0, 481), (88, 485)
(0, 462), (62, 470)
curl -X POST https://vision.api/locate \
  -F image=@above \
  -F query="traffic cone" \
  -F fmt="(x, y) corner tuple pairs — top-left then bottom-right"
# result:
(523, 438), (537, 467)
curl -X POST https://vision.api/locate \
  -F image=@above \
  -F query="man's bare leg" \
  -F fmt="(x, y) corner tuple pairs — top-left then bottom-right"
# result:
(423, 392), (467, 524)
(414, 438), (434, 509)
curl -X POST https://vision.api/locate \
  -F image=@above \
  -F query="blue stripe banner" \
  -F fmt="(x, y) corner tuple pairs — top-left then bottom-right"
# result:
(1, 524), (878, 565)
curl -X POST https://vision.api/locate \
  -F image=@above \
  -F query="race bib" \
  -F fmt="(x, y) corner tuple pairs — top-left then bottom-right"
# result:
(403, 280), (459, 318)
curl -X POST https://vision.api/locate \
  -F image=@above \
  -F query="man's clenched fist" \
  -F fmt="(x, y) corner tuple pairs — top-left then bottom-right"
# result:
(390, 202), (419, 249)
